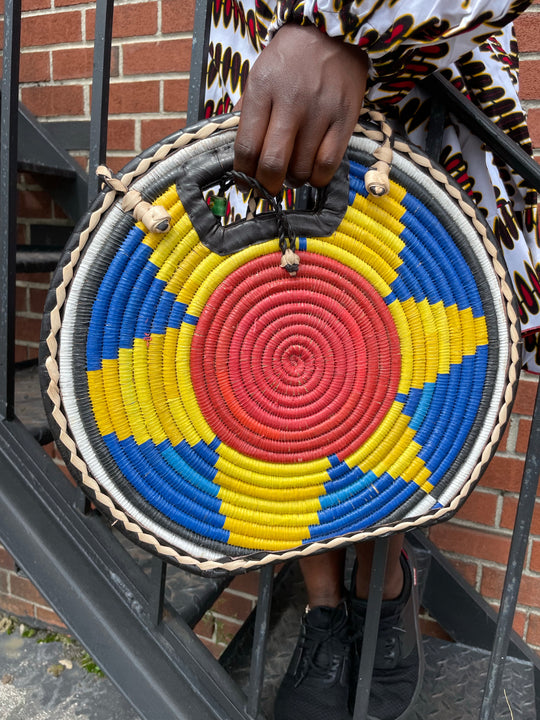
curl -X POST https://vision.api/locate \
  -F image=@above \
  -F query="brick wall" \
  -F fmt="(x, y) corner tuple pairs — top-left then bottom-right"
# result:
(2, 0), (540, 658)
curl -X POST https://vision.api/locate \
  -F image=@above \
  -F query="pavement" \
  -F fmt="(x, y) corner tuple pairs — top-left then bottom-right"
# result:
(0, 622), (139, 720)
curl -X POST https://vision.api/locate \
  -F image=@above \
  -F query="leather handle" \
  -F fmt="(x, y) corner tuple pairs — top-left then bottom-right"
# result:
(175, 136), (349, 256)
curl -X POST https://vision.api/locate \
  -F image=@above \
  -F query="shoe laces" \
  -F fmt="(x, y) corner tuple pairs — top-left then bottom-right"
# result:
(293, 608), (351, 687)
(376, 608), (406, 664)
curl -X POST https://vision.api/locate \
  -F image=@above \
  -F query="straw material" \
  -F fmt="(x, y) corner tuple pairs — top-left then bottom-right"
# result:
(40, 113), (520, 573)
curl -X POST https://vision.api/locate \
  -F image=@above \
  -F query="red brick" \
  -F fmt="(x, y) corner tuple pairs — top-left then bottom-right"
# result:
(162, 0), (196, 34)
(479, 456), (526, 493)
(20, 50), (50, 83)
(15, 316), (42, 343)
(529, 539), (540, 573)
(21, 11), (82, 47)
(16, 224), (28, 244)
(214, 617), (241, 645)
(520, 60), (540, 101)
(0, 592), (35, 619)
(449, 557), (479, 587)
(194, 613), (214, 640)
(22, 0), (52, 8)
(55, 0), (87, 6)
(512, 377), (538, 416)
(52, 203), (69, 221)
(52, 47), (93, 81)
(86, 3), (158, 40)
(454, 489), (498, 527)
(34, 605), (66, 630)
(14, 344), (30, 363)
(480, 566), (506, 600)
(0, 548), (16, 573)
(481, 566), (540, 609)
(123, 39), (192, 75)
(52, 45), (119, 82)
(525, 613), (540, 646)
(514, 14), (540, 52)
(0, 571), (8, 595)
(29, 288), (49, 314)
(16, 272), (51, 285)
(213, 590), (253, 621)
(108, 81), (160, 114)
(516, 418), (533, 454)
(107, 119), (136, 151)
(104, 155), (136, 174)
(512, 609), (527, 639)
(10, 575), (47, 606)
(21, 84), (84, 117)
(26, 346), (40, 362)
(17, 189), (52, 219)
(141, 118), (186, 148)
(229, 571), (260, 597)
(526, 108), (540, 150)
(500, 496), (540, 534)
(497, 419), (510, 453)
(72, 154), (89, 171)
(429, 523), (511, 564)
(163, 79), (190, 113)
(16, 285), (28, 313)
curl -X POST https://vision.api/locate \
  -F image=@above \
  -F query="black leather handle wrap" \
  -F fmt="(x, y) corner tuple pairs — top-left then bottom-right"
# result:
(175, 137), (350, 255)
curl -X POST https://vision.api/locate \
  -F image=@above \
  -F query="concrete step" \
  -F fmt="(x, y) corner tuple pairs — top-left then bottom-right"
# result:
(0, 625), (140, 720)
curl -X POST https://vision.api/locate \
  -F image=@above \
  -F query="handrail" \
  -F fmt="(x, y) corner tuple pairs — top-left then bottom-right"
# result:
(424, 72), (540, 191)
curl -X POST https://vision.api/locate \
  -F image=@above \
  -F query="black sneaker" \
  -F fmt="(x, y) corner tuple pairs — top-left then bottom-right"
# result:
(274, 601), (353, 720)
(349, 547), (424, 720)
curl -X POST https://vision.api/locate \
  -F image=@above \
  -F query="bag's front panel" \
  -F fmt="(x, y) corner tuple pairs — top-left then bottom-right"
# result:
(40, 116), (519, 573)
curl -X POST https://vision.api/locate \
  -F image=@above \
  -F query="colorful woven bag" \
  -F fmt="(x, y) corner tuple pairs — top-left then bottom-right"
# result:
(40, 112), (520, 574)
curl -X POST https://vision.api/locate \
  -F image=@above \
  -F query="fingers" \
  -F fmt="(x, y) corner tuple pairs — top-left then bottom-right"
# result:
(310, 116), (358, 189)
(232, 23), (369, 196)
(235, 112), (350, 195)
(236, 105), (301, 195)
(234, 90), (272, 181)
(235, 97), (342, 195)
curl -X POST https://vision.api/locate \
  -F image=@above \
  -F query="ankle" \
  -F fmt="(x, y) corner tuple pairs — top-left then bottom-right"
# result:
(306, 593), (344, 609)
(355, 562), (404, 601)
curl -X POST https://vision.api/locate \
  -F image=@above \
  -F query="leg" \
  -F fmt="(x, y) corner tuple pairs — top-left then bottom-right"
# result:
(354, 536), (404, 600)
(274, 549), (353, 720)
(300, 547), (346, 608)
(350, 535), (424, 720)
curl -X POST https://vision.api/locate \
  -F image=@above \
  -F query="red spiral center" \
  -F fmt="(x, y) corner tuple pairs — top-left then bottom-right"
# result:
(190, 252), (401, 463)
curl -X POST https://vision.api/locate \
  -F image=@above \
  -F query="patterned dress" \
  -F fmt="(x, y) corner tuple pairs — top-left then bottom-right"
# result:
(204, 0), (540, 372)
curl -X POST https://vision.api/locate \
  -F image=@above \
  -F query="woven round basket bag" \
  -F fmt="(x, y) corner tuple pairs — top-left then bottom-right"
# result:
(39, 111), (520, 574)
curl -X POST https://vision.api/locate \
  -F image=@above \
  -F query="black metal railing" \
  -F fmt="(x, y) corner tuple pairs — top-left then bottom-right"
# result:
(1, 1), (540, 719)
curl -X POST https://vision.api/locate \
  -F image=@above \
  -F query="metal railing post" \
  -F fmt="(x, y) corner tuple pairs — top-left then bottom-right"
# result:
(88, 0), (115, 201)
(353, 537), (389, 720)
(479, 380), (540, 719)
(246, 566), (274, 718)
(0, 0), (22, 421)
(187, 0), (213, 124)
